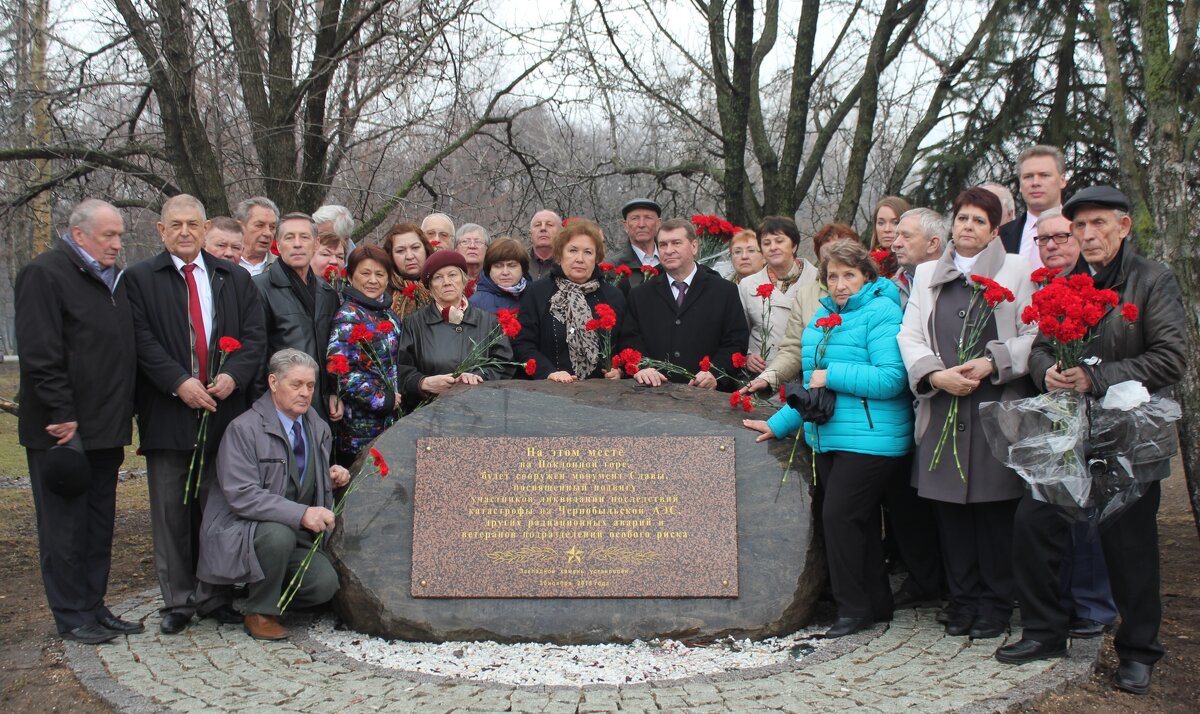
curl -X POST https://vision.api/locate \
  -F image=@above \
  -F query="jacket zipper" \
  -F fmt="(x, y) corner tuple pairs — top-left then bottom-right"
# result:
(861, 398), (875, 429)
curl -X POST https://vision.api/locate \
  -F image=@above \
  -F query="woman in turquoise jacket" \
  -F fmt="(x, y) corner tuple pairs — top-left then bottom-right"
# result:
(744, 240), (912, 637)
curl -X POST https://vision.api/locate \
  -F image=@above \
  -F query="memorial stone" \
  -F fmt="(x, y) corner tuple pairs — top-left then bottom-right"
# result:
(329, 380), (823, 644)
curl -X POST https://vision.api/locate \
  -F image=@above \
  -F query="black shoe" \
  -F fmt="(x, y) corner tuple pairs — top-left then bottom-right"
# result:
(202, 604), (243, 625)
(160, 612), (192, 635)
(944, 611), (974, 636)
(1114, 659), (1153, 695)
(1068, 617), (1112, 639)
(935, 604), (953, 624)
(62, 623), (119, 644)
(98, 615), (145, 634)
(969, 619), (1009, 639)
(825, 617), (872, 638)
(995, 638), (1068, 665)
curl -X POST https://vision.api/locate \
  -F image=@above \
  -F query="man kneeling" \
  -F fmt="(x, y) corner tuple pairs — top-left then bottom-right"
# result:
(198, 348), (350, 640)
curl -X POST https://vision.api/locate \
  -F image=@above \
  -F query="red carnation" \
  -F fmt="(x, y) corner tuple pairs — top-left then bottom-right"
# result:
(429, 239), (440, 247)
(326, 354), (350, 376)
(641, 265), (660, 279)
(1031, 267), (1062, 284)
(779, 384), (785, 402)
(599, 263), (614, 273)
(870, 249), (890, 267)
(742, 395), (754, 412)
(369, 447), (389, 478)
(699, 356), (711, 372)
(594, 303), (617, 330)
(814, 314), (842, 329)
(755, 283), (774, 299)
(323, 264), (340, 282)
(615, 265), (632, 278)
(270, 240), (280, 256)
(402, 284), (419, 299)
(524, 359), (537, 376)
(731, 352), (748, 369)
(1122, 304), (1138, 322)
(729, 392), (740, 408)
(375, 321), (394, 334)
(218, 336), (242, 353)
(349, 324), (373, 343)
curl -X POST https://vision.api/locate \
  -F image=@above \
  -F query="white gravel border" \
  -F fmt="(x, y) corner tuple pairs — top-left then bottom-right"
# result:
(310, 617), (828, 686)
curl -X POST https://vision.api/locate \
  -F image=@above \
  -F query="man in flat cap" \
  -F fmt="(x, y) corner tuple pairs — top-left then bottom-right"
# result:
(996, 186), (1187, 697)
(611, 198), (662, 293)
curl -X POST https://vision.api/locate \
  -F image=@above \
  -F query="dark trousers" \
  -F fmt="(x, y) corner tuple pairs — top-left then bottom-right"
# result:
(28, 447), (123, 634)
(1014, 479), (1164, 663)
(933, 498), (1018, 623)
(145, 449), (224, 616)
(815, 451), (896, 620)
(245, 522), (339, 615)
(1062, 520), (1117, 624)
(883, 453), (944, 597)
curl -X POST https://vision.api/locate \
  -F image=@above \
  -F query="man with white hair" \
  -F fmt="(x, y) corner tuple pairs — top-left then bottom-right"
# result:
(454, 223), (491, 283)
(982, 183), (1017, 226)
(890, 208), (947, 310)
(199, 349), (349, 640)
(313, 204), (356, 254)
(421, 213), (455, 249)
(528, 209), (560, 280)
(16, 199), (138, 644)
(125, 194), (267, 635)
(235, 197), (280, 276)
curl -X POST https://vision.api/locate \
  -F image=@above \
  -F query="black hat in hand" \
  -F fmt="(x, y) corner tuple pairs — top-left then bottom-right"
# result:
(43, 433), (90, 498)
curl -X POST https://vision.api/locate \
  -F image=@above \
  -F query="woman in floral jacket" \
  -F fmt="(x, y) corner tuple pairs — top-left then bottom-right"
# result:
(327, 244), (408, 464)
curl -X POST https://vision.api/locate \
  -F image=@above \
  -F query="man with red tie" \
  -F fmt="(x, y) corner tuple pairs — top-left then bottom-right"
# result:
(125, 194), (266, 635)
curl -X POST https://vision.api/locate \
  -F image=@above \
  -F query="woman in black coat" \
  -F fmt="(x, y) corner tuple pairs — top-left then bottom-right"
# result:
(513, 219), (627, 381)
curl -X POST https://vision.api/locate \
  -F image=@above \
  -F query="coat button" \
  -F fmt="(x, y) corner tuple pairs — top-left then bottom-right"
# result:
(957, 422), (966, 432)
(673, 351), (680, 358)
(674, 319), (681, 326)
(958, 309), (966, 318)
(455, 326), (463, 333)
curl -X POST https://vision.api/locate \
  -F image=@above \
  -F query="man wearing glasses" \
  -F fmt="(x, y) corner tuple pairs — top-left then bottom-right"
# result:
(1034, 207), (1088, 276)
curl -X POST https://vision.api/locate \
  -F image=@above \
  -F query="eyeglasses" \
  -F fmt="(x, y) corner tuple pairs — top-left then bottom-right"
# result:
(457, 237), (487, 247)
(1034, 232), (1073, 246)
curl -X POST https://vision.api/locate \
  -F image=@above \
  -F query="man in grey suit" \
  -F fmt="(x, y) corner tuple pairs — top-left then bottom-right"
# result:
(198, 349), (349, 640)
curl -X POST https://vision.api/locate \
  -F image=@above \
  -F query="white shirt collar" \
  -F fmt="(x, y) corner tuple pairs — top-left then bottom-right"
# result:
(630, 243), (659, 266)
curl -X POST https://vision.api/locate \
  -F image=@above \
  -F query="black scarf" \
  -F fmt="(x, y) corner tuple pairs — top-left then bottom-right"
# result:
(1090, 240), (1126, 290)
(285, 265), (318, 317)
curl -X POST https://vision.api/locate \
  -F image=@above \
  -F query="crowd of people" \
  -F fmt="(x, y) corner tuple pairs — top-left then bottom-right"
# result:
(16, 143), (1185, 697)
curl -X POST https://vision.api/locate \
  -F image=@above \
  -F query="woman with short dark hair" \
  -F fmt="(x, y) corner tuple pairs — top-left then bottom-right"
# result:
(470, 236), (531, 313)
(326, 244), (406, 463)
(738, 216), (819, 374)
(897, 186), (1037, 640)
(744, 239), (911, 637)
(513, 219), (626, 382)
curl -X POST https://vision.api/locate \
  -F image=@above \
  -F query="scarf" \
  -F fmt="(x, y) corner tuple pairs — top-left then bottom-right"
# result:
(437, 297), (469, 325)
(285, 264), (317, 318)
(550, 275), (601, 377)
(391, 278), (430, 320)
(495, 276), (528, 297)
(767, 259), (805, 293)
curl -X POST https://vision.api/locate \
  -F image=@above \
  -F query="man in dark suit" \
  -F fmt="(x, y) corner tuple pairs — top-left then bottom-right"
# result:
(610, 198), (663, 294)
(16, 200), (140, 644)
(253, 212), (342, 423)
(622, 218), (749, 390)
(125, 194), (266, 635)
(997, 144), (1067, 269)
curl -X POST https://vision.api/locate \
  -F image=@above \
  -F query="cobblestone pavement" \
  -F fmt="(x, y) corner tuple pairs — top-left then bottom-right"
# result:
(67, 591), (1100, 713)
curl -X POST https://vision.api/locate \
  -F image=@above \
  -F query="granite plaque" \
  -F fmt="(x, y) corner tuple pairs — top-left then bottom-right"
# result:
(411, 437), (738, 598)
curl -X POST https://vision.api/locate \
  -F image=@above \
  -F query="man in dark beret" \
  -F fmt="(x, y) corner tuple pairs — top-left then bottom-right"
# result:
(16, 199), (140, 644)
(996, 186), (1187, 697)
(610, 198), (663, 293)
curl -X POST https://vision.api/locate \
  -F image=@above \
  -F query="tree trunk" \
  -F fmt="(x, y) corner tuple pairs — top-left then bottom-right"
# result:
(30, 0), (51, 254)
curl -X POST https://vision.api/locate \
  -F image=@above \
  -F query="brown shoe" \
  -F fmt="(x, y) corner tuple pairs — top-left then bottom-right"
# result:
(243, 613), (289, 641)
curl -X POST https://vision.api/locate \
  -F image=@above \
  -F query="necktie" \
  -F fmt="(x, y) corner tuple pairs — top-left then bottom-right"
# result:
(182, 264), (208, 382)
(292, 420), (306, 486)
(673, 280), (688, 308)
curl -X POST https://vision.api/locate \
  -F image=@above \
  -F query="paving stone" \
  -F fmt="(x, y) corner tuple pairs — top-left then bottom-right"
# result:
(65, 591), (1105, 714)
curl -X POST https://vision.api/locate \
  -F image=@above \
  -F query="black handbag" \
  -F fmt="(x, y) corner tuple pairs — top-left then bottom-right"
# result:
(782, 383), (836, 425)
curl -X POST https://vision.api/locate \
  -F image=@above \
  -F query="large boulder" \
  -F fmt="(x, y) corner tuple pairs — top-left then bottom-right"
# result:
(329, 380), (823, 644)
